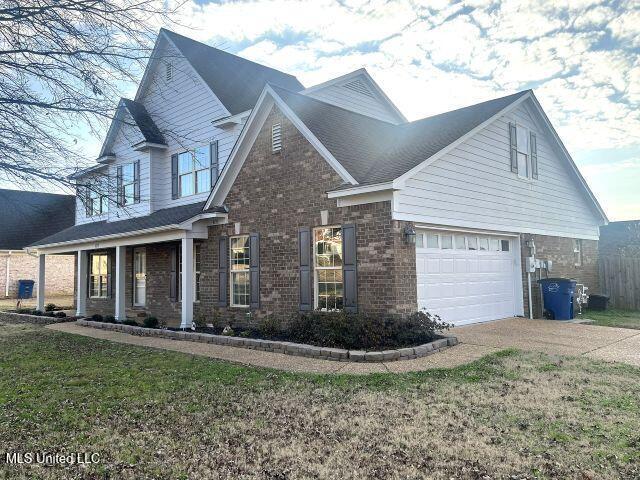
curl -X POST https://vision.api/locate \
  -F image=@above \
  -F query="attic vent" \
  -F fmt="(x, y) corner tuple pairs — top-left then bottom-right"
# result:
(271, 123), (282, 153)
(166, 62), (173, 82)
(343, 78), (374, 98)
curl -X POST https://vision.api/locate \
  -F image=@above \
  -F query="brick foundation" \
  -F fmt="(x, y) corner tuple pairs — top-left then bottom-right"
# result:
(520, 233), (599, 318)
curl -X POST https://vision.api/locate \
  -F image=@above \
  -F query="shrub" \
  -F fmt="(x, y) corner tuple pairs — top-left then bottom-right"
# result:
(55, 311), (67, 318)
(222, 326), (235, 336)
(45, 303), (57, 312)
(45, 312), (56, 318)
(90, 313), (103, 322)
(257, 315), (283, 338)
(16, 308), (32, 314)
(239, 330), (251, 338)
(122, 319), (138, 326)
(32, 310), (43, 316)
(143, 316), (159, 329)
(103, 315), (116, 323)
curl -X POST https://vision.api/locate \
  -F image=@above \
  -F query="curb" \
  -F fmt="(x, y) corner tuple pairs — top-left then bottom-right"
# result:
(75, 319), (459, 362)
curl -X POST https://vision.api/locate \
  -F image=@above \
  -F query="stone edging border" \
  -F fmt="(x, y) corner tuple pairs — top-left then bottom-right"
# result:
(76, 319), (459, 362)
(0, 311), (75, 326)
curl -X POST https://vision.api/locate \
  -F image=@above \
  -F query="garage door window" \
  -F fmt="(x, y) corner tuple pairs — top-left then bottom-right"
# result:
(441, 235), (453, 249)
(455, 236), (466, 249)
(467, 237), (478, 250)
(426, 234), (439, 248)
(479, 238), (489, 251)
(501, 240), (510, 252)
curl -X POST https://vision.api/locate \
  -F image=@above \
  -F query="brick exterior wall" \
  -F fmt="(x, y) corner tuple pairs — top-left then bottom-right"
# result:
(0, 252), (74, 298)
(191, 106), (417, 328)
(520, 233), (599, 318)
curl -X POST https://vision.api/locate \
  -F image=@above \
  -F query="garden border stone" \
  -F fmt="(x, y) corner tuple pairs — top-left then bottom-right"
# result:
(75, 319), (459, 363)
(0, 311), (76, 326)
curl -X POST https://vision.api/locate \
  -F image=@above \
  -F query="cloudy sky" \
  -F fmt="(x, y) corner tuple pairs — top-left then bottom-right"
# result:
(136, 1), (638, 219)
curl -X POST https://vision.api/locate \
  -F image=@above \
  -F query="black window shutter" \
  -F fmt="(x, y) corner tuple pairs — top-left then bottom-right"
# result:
(298, 227), (312, 311)
(116, 166), (123, 207)
(249, 233), (260, 309)
(342, 224), (357, 313)
(210, 141), (218, 190)
(509, 122), (518, 173)
(171, 154), (179, 199)
(530, 132), (538, 179)
(169, 247), (177, 301)
(84, 186), (92, 216)
(133, 160), (140, 203)
(218, 236), (228, 307)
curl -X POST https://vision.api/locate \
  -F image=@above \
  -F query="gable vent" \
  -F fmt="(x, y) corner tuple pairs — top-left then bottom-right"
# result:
(343, 78), (374, 98)
(271, 123), (282, 153)
(166, 62), (173, 82)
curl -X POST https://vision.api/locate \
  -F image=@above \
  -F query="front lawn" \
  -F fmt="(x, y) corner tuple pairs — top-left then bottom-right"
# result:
(1, 322), (639, 479)
(584, 308), (640, 330)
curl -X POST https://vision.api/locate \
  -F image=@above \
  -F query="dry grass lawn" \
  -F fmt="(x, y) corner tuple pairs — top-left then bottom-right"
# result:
(1, 322), (639, 479)
(584, 308), (640, 330)
(0, 295), (74, 312)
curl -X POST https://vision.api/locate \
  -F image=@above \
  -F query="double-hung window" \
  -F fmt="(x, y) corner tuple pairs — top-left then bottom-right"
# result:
(117, 161), (140, 206)
(194, 244), (202, 301)
(230, 236), (250, 307)
(178, 145), (213, 197)
(509, 123), (538, 180)
(86, 189), (108, 216)
(314, 227), (343, 311)
(89, 253), (109, 298)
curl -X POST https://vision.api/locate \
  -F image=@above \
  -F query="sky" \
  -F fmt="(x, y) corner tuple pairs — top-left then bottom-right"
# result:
(96, 0), (640, 220)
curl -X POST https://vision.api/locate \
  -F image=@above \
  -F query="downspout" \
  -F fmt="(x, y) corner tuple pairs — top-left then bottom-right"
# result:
(5, 251), (10, 297)
(527, 271), (533, 320)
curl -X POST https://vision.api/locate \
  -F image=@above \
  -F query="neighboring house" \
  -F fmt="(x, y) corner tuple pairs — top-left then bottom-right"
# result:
(30, 29), (607, 328)
(0, 189), (75, 299)
(600, 220), (640, 257)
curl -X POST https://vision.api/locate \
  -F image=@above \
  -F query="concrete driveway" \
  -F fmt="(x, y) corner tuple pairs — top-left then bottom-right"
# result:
(452, 318), (640, 366)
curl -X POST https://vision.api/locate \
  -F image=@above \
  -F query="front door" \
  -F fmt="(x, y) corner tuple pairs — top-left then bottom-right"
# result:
(134, 248), (146, 307)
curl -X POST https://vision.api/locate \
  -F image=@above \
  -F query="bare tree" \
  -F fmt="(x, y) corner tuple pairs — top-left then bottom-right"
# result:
(0, 0), (179, 192)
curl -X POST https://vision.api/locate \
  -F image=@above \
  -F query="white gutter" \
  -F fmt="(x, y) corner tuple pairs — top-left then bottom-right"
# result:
(327, 182), (395, 198)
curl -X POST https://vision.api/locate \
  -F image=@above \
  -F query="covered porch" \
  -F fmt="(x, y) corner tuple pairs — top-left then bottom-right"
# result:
(32, 209), (226, 328)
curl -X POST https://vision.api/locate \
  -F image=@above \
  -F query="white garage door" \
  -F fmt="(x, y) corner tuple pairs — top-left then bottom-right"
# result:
(416, 230), (519, 326)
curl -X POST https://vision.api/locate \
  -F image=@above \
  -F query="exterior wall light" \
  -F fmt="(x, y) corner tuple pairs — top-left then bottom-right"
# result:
(403, 225), (417, 244)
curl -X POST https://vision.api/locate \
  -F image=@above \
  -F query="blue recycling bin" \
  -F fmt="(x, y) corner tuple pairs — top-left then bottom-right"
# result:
(17, 279), (35, 299)
(537, 278), (577, 320)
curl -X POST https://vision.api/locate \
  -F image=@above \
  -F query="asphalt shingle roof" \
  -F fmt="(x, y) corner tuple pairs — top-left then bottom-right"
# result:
(121, 99), (166, 145)
(271, 86), (530, 185)
(30, 202), (225, 247)
(163, 29), (304, 115)
(0, 189), (75, 250)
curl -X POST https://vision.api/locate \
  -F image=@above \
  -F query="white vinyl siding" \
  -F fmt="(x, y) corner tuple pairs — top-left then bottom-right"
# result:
(305, 74), (400, 124)
(393, 101), (602, 239)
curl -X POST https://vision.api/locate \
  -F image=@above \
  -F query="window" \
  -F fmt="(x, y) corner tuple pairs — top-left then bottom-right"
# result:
(511, 123), (537, 181)
(574, 239), (582, 267)
(87, 189), (108, 216)
(490, 238), (500, 251)
(501, 240), (510, 252)
(272, 123), (282, 153)
(455, 235), (466, 250)
(467, 236), (478, 251)
(230, 236), (250, 307)
(314, 227), (343, 311)
(441, 235), (453, 249)
(118, 162), (139, 206)
(426, 233), (439, 248)
(479, 238), (489, 251)
(517, 152), (528, 179)
(89, 253), (108, 298)
(415, 234), (424, 248)
(178, 145), (214, 197)
(195, 244), (202, 301)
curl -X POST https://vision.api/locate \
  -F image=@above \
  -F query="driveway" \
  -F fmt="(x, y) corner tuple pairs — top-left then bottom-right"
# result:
(452, 317), (640, 366)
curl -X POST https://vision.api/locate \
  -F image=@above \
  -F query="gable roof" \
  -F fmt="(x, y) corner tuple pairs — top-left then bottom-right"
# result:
(161, 29), (304, 115)
(272, 86), (529, 185)
(0, 189), (75, 250)
(98, 98), (165, 158)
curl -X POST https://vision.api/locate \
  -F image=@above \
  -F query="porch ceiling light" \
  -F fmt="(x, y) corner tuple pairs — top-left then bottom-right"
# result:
(403, 225), (417, 244)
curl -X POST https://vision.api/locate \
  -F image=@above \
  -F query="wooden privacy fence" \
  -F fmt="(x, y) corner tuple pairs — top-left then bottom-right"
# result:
(598, 255), (640, 310)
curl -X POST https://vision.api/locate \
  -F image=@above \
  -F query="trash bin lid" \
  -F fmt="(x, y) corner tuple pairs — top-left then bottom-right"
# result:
(537, 278), (576, 284)
(18, 279), (35, 284)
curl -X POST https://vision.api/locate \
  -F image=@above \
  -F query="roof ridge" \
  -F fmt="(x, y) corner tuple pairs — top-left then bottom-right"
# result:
(161, 28), (300, 81)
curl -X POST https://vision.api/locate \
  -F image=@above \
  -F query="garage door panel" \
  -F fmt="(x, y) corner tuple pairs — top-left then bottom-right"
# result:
(416, 230), (518, 326)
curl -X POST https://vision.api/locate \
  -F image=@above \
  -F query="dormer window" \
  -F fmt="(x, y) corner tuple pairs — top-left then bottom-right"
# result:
(86, 188), (108, 216)
(117, 161), (140, 206)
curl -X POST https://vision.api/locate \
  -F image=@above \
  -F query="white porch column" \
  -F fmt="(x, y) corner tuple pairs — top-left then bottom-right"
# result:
(36, 254), (45, 311)
(76, 250), (88, 317)
(115, 245), (126, 322)
(181, 237), (194, 329)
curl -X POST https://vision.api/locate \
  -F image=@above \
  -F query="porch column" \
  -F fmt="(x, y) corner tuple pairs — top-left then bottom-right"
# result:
(76, 250), (87, 317)
(180, 237), (194, 329)
(115, 245), (126, 322)
(36, 254), (45, 311)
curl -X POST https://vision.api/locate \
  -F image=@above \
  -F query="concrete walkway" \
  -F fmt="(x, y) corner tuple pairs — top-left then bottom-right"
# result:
(47, 317), (640, 374)
(452, 317), (640, 367)
(46, 322), (496, 374)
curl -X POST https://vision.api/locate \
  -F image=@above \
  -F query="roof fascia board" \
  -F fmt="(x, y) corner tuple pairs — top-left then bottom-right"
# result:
(204, 85), (359, 209)
(302, 68), (407, 123)
(526, 94), (608, 224)
(327, 182), (395, 198)
(98, 99), (126, 158)
(392, 93), (531, 189)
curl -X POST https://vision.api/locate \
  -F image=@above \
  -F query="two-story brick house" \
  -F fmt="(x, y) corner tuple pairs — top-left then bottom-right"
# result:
(30, 29), (607, 328)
